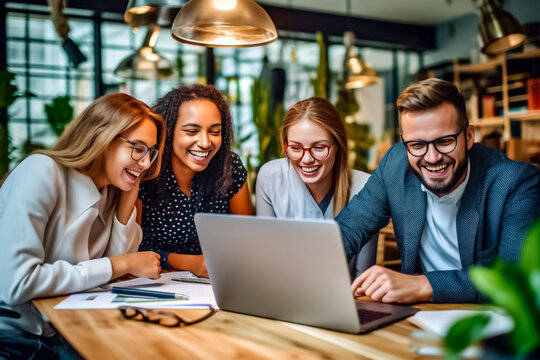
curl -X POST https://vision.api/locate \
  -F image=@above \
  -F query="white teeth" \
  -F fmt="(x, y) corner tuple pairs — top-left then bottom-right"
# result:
(189, 150), (209, 158)
(425, 164), (447, 172)
(126, 169), (140, 177)
(301, 166), (320, 173)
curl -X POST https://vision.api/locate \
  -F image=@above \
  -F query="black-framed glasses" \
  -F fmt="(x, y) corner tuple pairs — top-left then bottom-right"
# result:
(284, 142), (335, 161)
(119, 137), (159, 164)
(118, 306), (217, 327)
(401, 126), (468, 157)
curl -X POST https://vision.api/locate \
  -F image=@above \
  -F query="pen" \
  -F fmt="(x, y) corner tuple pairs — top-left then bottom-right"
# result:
(171, 277), (211, 285)
(123, 298), (188, 304)
(111, 287), (189, 299)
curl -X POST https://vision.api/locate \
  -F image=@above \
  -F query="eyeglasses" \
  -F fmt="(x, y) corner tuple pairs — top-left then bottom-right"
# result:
(119, 137), (159, 164)
(401, 126), (468, 157)
(118, 306), (217, 327)
(284, 142), (335, 161)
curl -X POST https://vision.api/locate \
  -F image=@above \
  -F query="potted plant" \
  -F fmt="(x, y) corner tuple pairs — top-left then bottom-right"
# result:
(444, 220), (540, 359)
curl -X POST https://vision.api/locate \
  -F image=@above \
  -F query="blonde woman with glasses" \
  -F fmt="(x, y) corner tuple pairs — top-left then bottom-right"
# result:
(0, 93), (165, 359)
(256, 97), (377, 278)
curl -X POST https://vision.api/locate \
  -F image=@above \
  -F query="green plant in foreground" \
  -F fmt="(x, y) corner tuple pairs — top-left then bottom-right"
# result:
(444, 220), (540, 359)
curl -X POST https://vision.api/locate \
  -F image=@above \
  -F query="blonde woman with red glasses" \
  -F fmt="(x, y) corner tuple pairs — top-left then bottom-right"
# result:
(256, 97), (377, 278)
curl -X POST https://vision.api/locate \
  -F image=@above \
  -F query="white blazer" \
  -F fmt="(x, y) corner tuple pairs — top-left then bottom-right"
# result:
(255, 158), (377, 277)
(0, 154), (142, 335)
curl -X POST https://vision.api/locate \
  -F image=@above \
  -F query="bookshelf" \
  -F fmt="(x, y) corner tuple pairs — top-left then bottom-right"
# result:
(453, 50), (540, 163)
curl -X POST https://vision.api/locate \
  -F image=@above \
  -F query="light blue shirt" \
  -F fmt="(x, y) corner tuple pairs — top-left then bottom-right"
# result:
(419, 161), (470, 272)
(255, 158), (377, 278)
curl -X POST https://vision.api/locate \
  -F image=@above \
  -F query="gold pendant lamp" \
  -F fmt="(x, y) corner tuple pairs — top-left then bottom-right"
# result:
(171, 0), (278, 47)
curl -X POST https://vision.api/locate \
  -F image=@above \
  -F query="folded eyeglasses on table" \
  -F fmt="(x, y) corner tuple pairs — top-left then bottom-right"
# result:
(118, 305), (217, 327)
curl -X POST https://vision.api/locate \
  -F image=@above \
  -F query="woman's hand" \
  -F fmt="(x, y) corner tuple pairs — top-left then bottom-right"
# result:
(117, 178), (142, 225)
(168, 254), (208, 278)
(110, 251), (161, 280)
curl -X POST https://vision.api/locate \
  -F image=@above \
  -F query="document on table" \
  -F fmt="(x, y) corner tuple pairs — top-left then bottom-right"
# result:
(408, 310), (514, 337)
(54, 271), (217, 310)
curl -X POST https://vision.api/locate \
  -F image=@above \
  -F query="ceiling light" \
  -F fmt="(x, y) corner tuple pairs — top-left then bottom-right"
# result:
(124, 0), (162, 27)
(114, 26), (176, 81)
(478, 0), (526, 55)
(343, 32), (380, 89)
(170, 0), (278, 47)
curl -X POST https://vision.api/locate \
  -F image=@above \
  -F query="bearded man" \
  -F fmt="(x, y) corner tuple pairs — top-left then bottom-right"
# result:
(337, 78), (540, 303)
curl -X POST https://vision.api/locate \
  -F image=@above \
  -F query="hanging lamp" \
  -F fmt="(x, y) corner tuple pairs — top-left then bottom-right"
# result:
(478, 0), (525, 55)
(114, 25), (176, 80)
(124, 0), (163, 27)
(170, 0), (278, 47)
(343, 31), (380, 89)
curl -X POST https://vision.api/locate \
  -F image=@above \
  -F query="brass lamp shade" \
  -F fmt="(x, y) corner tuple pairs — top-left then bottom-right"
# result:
(479, 0), (525, 55)
(171, 0), (278, 47)
(124, 0), (162, 27)
(114, 26), (176, 80)
(343, 31), (380, 89)
(124, 0), (182, 28)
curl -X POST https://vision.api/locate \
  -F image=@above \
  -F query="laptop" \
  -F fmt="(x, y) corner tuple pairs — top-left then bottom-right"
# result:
(194, 213), (419, 334)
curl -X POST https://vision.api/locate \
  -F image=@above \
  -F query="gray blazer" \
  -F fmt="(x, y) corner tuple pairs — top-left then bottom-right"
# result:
(337, 143), (540, 303)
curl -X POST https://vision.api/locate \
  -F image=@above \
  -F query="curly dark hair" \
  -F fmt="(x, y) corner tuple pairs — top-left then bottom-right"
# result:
(147, 84), (234, 199)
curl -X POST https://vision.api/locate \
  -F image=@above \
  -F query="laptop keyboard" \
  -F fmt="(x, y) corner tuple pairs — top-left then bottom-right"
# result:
(357, 309), (392, 324)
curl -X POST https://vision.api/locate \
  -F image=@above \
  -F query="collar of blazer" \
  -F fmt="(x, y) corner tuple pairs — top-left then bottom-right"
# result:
(66, 168), (104, 221)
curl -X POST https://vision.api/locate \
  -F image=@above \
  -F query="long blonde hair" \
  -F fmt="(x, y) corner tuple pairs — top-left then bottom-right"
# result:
(36, 93), (165, 181)
(280, 97), (351, 217)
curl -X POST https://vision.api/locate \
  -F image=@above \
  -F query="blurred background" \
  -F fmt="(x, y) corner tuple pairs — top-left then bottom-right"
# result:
(1, 0), (539, 178)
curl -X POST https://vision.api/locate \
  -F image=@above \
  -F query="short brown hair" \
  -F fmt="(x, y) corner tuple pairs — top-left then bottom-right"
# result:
(396, 78), (468, 128)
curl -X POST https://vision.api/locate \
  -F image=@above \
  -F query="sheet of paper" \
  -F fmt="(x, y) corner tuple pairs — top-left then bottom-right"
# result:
(54, 271), (217, 310)
(99, 271), (196, 290)
(408, 310), (513, 338)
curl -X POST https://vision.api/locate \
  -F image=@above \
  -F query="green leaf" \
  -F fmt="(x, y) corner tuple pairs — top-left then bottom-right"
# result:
(530, 270), (540, 317)
(240, 133), (254, 143)
(0, 71), (19, 109)
(443, 314), (490, 359)
(522, 220), (540, 274)
(470, 264), (540, 354)
(44, 95), (74, 137)
(0, 124), (9, 177)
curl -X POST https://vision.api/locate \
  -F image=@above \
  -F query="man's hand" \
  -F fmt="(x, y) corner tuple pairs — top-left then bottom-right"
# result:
(351, 265), (432, 303)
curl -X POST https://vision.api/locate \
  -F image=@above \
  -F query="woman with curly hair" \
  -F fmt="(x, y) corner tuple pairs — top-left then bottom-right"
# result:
(137, 84), (252, 277)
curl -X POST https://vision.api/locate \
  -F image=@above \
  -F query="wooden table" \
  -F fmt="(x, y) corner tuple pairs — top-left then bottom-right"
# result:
(33, 296), (474, 360)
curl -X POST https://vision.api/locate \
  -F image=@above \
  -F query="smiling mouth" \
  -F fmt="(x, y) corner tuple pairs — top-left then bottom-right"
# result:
(188, 150), (210, 160)
(300, 165), (321, 175)
(422, 163), (451, 178)
(425, 164), (448, 173)
(125, 168), (141, 180)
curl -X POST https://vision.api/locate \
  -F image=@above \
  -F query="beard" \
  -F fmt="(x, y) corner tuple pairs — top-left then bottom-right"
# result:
(410, 148), (469, 196)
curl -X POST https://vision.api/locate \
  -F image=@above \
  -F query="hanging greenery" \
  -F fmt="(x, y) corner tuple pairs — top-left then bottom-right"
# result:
(310, 31), (329, 99)
(44, 95), (74, 137)
(0, 70), (19, 178)
(251, 74), (283, 171)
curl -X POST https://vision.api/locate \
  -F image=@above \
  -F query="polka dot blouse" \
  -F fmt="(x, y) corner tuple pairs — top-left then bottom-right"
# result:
(138, 152), (247, 254)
